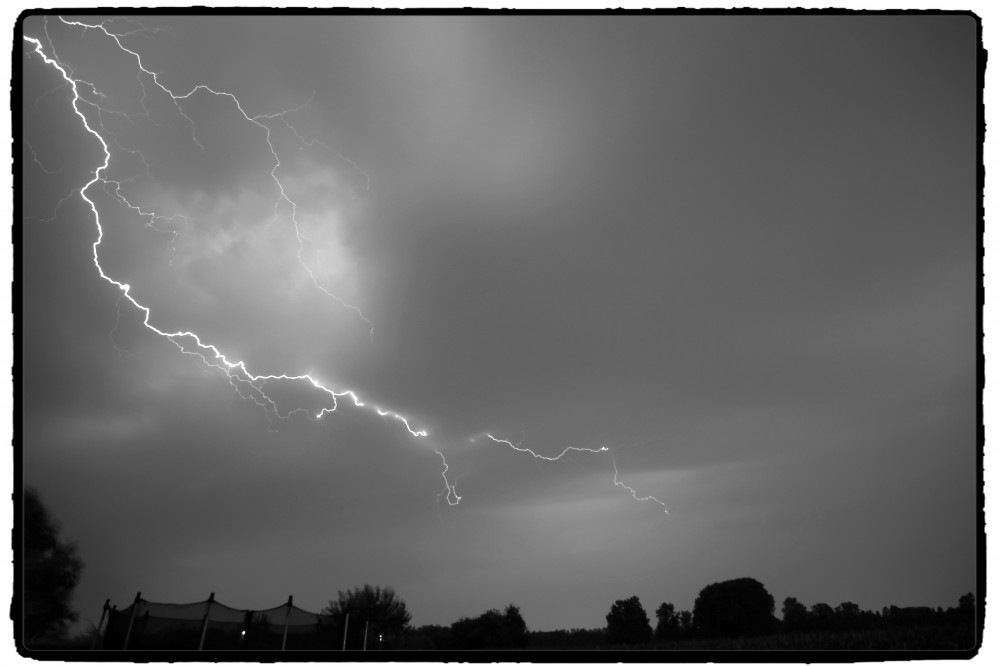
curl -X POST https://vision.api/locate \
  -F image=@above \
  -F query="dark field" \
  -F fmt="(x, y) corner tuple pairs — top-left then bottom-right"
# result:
(529, 624), (977, 651)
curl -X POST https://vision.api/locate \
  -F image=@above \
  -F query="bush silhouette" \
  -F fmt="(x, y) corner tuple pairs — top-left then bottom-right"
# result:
(605, 596), (651, 644)
(403, 624), (453, 649)
(692, 578), (775, 638)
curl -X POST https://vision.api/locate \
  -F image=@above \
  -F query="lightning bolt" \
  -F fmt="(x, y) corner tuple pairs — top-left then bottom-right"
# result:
(250, 94), (377, 339)
(23, 21), (455, 503)
(252, 91), (372, 197)
(23, 139), (62, 174)
(55, 16), (373, 332)
(25, 187), (80, 224)
(487, 434), (668, 514)
(613, 459), (669, 514)
(99, 16), (177, 40)
(251, 95), (376, 338)
(436, 451), (461, 507)
(486, 433), (609, 460)
(33, 79), (69, 109)
(25, 16), (667, 520)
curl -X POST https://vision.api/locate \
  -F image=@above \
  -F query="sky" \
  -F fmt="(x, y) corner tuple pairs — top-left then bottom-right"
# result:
(18, 12), (979, 633)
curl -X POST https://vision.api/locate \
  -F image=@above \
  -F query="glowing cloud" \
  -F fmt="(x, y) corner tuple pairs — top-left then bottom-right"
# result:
(25, 15), (668, 518)
(23, 18), (455, 502)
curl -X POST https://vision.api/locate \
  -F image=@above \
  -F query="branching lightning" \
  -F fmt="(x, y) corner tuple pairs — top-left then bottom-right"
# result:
(487, 434), (668, 514)
(252, 91), (372, 197)
(26, 187), (80, 223)
(251, 95), (376, 337)
(24, 139), (62, 174)
(34, 79), (69, 109)
(486, 433), (608, 461)
(436, 450), (461, 507)
(23, 19), (451, 501)
(25, 16), (669, 519)
(55, 16), (373, 333)
(613, 459), (669, 514)
(249, 94), (377, 339)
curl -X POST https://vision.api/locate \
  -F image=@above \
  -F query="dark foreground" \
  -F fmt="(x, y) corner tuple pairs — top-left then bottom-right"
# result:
(36, 618), (977, 653)
(530, 624), (977, 651)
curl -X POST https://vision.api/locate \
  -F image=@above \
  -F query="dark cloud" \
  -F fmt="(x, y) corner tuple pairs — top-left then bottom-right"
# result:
(21, 13), (976, 631)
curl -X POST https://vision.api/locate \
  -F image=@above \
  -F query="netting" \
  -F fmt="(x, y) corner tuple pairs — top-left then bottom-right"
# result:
(99, 596), (342, 650)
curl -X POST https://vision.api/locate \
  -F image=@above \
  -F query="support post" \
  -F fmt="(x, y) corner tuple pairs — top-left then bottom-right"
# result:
(122, 592), (141, 650)
(90, 599), (110, 650)
(102, 605), (116, 649)
(363, 620), (368, 651)
(280, 595), (293, 651)
(341, 613), (349, 651)
(198, 592), (215, 651)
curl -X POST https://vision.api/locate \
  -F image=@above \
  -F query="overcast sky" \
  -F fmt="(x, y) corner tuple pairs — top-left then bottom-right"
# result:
(20, 12), (977, 632)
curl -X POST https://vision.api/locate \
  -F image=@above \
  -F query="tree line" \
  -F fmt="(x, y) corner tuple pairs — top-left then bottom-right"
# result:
(599, 577), (976, 647)
(345, 577), (977, 650)
(21, 488), (978, 651)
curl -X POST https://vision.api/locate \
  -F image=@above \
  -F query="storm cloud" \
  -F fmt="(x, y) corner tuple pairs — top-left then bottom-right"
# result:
(20, 13), (977, 631)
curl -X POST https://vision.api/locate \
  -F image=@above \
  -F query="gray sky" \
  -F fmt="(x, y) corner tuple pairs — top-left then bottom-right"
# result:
(20, 13), (977, 632)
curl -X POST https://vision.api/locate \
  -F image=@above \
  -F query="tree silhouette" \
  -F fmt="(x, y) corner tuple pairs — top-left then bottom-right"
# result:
(655, 602), (680, 640)
(810, 601), (835, 630)
(450, 604), (529, 649)
(678, 609), (693, 636)
(503, 604), (528, 644)
(323, 584), (411, 648)
(781, 597), (809, 633)
(833, 601), (863, 631)
(23, 487), (83, 648)
(946, 592), (976, 626)
(958, 593), (974, 617)
(605, 596), (651, 644)
(692, 578), (776, 638)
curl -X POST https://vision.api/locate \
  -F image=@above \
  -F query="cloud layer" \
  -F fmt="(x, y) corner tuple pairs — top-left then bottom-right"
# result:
(21, 14), (977, 631)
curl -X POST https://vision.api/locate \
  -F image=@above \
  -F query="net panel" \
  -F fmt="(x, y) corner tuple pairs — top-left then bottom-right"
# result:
(99, 596), (341, 650)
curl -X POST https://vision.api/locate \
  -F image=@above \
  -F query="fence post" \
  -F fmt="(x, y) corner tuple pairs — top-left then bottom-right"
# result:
(281, 595), (293, 651)
(90, 599), (110, 650)
(342, 613), (349, 650)
(198, 592), (215, 651)
(122, 592), (141, 650)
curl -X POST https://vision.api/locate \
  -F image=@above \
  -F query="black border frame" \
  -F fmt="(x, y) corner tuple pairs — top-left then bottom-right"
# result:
(10, 7), (986, 662)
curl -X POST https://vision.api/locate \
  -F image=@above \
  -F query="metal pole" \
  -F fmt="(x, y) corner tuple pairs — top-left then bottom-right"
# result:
(363, 620), (368, 651)
(198, 592), (215, 651)
(90, 599), (110, 650)
(280, 595), (293, 651)
(101, 605), (116, 649)
(341, 613), (349, 651)
(122, 592), (141, 650)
